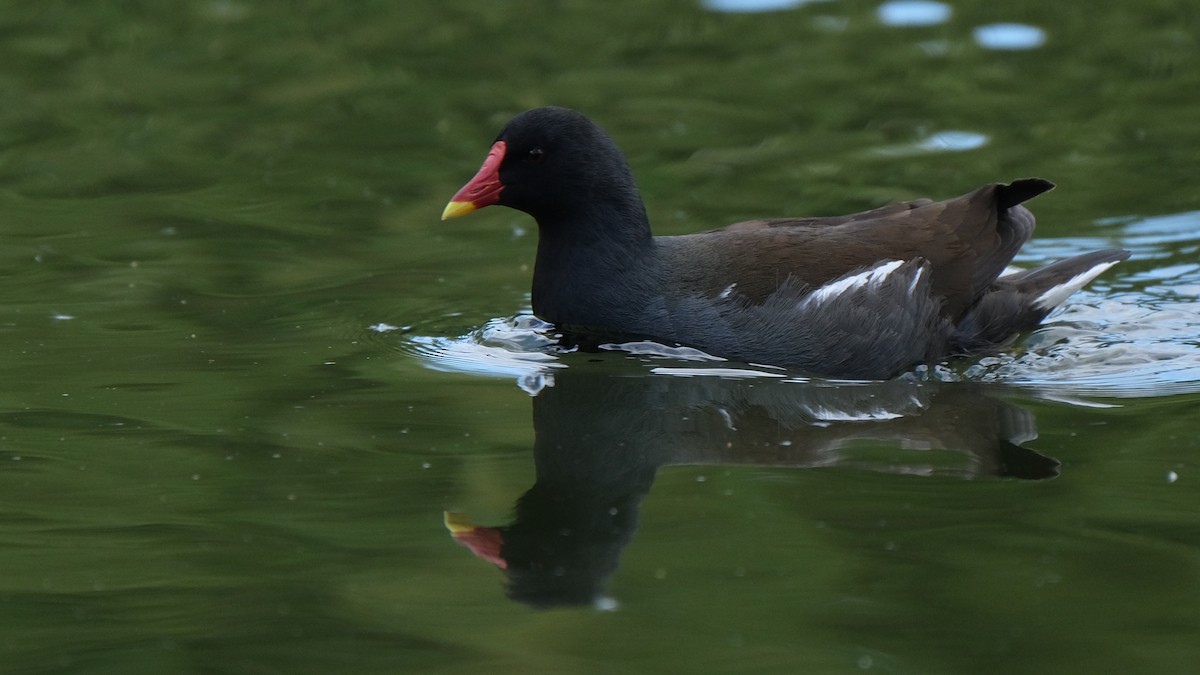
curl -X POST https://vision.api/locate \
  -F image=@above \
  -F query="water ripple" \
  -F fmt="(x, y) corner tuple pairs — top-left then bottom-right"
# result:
(407, 315), (568, 395)
(874, 130), (990, 156)
(945, 209), (1200, 396)
(409, 209), (1200, 399)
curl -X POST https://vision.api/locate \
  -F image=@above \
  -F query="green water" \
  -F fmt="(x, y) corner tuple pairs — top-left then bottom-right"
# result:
(2, 1), (1199, 673)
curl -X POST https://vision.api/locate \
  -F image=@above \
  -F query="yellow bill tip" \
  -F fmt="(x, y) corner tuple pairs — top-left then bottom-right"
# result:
(441, 200), (477, 221)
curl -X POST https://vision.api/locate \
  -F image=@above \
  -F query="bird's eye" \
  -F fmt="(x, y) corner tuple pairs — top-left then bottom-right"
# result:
(527, 147), (545, 162)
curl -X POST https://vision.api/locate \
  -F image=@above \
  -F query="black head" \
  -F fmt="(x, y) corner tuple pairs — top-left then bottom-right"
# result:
(443, 107), (645, 226)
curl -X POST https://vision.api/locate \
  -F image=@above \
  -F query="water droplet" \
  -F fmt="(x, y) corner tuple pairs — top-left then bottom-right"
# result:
(702, 0), (819, 13)
(594, 596), (620, 611)
(974, 23), (1047, 51)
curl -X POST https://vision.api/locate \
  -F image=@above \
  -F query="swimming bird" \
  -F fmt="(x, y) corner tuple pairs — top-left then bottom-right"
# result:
(442, 106), (1129, 379)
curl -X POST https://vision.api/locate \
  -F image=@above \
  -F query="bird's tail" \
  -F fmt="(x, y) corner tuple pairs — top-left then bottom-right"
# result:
(952, 248), (1130, 352)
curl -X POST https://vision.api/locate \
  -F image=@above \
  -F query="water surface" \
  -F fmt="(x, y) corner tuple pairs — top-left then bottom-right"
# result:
(1, 1), (1199, 673)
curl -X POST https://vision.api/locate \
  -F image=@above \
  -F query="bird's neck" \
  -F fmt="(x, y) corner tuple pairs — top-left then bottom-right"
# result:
(530, 200), (658, 332)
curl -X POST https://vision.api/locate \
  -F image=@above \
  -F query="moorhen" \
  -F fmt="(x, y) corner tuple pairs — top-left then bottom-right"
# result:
(442, 106), (1129, 379)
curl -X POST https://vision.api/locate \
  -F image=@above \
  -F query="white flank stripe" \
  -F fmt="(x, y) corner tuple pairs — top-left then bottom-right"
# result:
(1034, 261), (1119, 310)
(804, 260), (905, 306)
(908, 264), (926, 294)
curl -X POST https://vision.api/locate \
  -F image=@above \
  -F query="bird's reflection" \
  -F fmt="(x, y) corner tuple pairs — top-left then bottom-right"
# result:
(446, 365), (1058, 608)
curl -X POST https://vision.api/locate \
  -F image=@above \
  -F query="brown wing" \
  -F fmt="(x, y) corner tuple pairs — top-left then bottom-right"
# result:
(660, 179), (1051, 319)
(717, 198), (935, 232)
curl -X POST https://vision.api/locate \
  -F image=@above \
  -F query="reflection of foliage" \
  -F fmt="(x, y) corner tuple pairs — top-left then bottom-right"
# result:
(0, 1), (1197, 673)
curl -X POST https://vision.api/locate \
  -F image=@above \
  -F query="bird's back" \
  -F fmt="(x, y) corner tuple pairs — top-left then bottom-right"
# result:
(657, 180), (1050, 320)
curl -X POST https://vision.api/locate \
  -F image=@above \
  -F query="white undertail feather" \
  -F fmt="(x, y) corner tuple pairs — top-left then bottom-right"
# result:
(802, 260), (906, 307)
(1033, 261), (1120, 310)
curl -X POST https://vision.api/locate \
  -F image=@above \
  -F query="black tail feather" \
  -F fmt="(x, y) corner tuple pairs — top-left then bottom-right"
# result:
(996, 178), (1055, 211)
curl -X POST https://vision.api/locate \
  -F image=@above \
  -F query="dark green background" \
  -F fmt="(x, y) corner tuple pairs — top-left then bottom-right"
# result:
(1, 1), (1198, 673)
